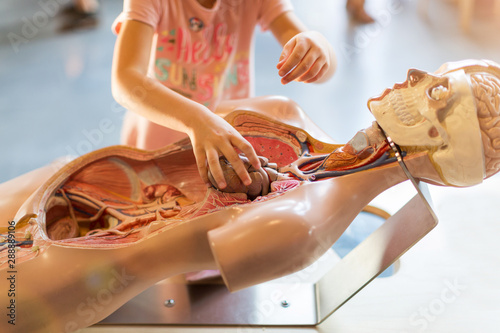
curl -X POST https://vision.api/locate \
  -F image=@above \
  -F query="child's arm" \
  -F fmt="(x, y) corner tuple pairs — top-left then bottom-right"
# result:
(269, 11), (337, 85)
(111, 19), (261, 189)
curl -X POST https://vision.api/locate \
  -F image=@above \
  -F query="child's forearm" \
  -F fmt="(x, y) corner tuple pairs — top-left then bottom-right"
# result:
(112, 61), (262, 188)
(111, 19), (212, 137)
(111, 68), (209, 137)
(111, 19), (261, 189)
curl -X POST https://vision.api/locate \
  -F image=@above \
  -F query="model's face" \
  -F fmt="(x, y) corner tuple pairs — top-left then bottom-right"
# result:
(368, 68), (455, 147)
(368, 68), (485, 186)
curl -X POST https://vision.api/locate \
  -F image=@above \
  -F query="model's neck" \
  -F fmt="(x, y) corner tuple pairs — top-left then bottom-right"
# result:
(317, 122), (389, 172)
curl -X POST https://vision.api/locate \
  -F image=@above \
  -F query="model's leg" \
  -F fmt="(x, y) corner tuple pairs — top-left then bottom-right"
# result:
(3, 208), (220, 333)
(0, 157), (71, 226)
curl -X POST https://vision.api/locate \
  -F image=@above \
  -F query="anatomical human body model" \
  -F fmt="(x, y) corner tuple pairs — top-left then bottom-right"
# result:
(2, 59), (500, 333)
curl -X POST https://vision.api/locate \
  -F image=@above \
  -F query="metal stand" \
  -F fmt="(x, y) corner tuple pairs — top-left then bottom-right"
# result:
(99, 146), (438, 326)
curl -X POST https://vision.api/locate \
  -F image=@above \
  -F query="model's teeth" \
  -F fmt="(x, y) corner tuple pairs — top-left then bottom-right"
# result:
(384, 90), (423, 126)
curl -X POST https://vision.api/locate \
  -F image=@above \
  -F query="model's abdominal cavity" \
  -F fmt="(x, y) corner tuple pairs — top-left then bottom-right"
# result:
(43, 155), (248, 244)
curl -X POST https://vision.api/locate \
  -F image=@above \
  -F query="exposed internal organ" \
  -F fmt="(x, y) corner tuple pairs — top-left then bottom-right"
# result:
(213, 121), (393, 196)
(46, 182), (189, 242)
(228, 113), (307, 167)
(208, 155), (294, 200)
(43, 180), (303, 248)
(42, 181), (249, 246)
(277, 124), (392, 182)
(318, 124), (391, 172)
(204, 112), (395, 196)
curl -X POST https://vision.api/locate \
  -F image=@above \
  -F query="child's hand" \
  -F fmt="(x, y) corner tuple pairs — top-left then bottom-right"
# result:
(188, 112), (262, 190)
(277, 31), (334, 85)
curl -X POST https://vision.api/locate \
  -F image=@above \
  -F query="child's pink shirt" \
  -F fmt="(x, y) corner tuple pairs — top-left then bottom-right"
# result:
(113, 0), (293, 150)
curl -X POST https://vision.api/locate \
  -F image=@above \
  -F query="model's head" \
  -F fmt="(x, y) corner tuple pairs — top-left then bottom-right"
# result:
(368, 59), (500, 187)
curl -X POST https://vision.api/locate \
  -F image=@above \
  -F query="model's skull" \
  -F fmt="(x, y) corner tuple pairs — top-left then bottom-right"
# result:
(368, 66), (485, 186)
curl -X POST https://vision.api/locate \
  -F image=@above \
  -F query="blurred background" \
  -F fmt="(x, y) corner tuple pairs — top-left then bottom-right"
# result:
(1, 0), (500, 182)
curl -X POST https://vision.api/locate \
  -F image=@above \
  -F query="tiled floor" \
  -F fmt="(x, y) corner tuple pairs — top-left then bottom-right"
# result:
(1, 0), (500, 332)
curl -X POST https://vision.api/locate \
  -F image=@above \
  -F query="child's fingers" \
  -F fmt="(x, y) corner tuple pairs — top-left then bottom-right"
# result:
(219, 144), (252, 187)
(277, 57), (286, 70)
(303, 63), (329, 83)
(278, 38), (305, 78)
(206, 149), (226, 189)
(232, 136), (262, 173)
(194, 147), (210, 186)
(277, 39), (295, 68)
(280, 49), (317, 84)
(278, 31), (334, 84)
(296, 58), (324, 82)
(277, 51), (287, 66)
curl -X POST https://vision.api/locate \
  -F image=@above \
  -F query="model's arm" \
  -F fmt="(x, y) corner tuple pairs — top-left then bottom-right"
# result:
(269, 11), (337, 85)
(111, 19), (261, 189)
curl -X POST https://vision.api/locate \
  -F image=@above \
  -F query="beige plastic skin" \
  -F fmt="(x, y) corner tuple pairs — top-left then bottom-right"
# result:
(0, 158), (70, 226)
(1, 60), (497, 332)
